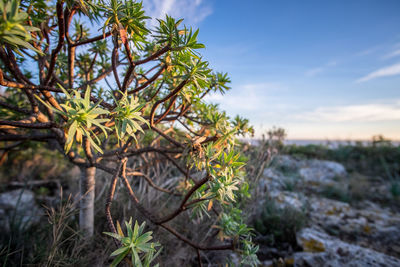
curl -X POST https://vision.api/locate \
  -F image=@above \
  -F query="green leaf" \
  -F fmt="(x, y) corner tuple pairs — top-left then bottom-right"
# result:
(132, 249), (143, 267)
(34, 95), (65, 115)
(110, 246), (129, 257)
(66, 120), (78, 149)
(103, 232), (123, 241)
(132, 220), (139, 240)
(84, 87), (91, 107)
(110, 248), (129, 267)
(87, 135), (103, 154)
(121, 119), (127, 138)
(136, 232), (153, 246)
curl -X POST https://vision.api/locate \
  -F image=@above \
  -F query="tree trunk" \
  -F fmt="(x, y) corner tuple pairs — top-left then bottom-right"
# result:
(80, 166), (96, 237)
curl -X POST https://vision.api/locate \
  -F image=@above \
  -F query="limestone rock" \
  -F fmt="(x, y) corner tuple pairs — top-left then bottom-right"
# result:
(0, 189), (41, 232)
(298, 159), (346, 185)
(262, 155), (347, 192)
(268, 191), (306, 211)
(295, 228), (400, 266)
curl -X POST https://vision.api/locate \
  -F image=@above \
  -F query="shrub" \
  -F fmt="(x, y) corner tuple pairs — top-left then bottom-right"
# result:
(253, 199), (307, 249)
(0, 0), (257, 264)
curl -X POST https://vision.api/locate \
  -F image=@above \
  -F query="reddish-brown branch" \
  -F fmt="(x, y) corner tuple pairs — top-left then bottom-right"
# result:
(197, 249), (203, 267)
(150, 79), (188, 126)
(156, 175), (210, 224)
(184, 197), (213, 208)
(154, 95), (178, 124)
(128, 65), (166, 95)
(0, 69), (27, 89)
(151, 126), (184, 148)
(40, 90), (64, 114)
(147, 81), (164, 102)
(64, 5), (78, 45)
(121, 65), (134, 93)
(105, 159), (126, 234)
(65, 6), (77, 88)
(87, 52), (98, 77)
(68, 46), (76, 88)
(44, 2), (65, 85)
(125, 169), (181, 196)
(120, 169), (159, 222)
(96, 162), (234, 252)
(159, 224), (234, 251)
(0, 100), (30, 115)
(80, 64), (119, 90)
(104, 145), (182, 158)
(111, 42), (122, 91)
(157, 151), (190, 179)
(0, 120), (56, 129)
(0, 47), (33, 85)
(134, 45), (170, 65)
(83, 137), (95, 165)
(177, 118), (202, 137)
(7, 47), (35, 85)
(71, 31), (112, 47)
(0, 48), (21, 83)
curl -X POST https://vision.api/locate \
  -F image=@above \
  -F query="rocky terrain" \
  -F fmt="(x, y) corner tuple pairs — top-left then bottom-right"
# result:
(257, 155), (400, 266)
(1, 154), (399, 266)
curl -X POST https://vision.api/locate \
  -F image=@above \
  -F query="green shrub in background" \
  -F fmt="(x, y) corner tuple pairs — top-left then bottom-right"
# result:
(253, 199), (307, 249)
(283, 136), (400, 179)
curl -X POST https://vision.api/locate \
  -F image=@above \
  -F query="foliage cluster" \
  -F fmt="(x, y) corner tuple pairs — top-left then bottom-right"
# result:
(104, 219), (161, 267)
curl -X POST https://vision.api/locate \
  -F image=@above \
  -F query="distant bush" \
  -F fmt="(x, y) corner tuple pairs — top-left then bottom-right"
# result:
(283, 138), (400, 179)
(321, 185), (351, 203)
(253, 199), (307, 249)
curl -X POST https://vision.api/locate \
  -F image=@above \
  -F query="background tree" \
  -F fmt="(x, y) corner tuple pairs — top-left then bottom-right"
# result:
(0, 0), (258, 264)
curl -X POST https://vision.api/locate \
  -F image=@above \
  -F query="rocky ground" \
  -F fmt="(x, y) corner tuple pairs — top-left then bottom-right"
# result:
(1, 155), (399, 266)
(257, 155), (400, 266)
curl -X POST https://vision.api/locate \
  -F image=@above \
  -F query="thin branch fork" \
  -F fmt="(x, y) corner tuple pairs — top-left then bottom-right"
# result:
(105, 158), (127, 235)
(44, 2), (65, 85)
(150, 79), (188, 126)
(71, 31), (112, 47)
(103, 145), (182, 158)
(97, 163), (233, 252)
(134, 45), (170, 66)
(128, 65), (166, 95)
(111, 40), (122, 91)
(156, 175), (210, 224)
(0, 47), (32, 85)
(125, 169), (181, 196)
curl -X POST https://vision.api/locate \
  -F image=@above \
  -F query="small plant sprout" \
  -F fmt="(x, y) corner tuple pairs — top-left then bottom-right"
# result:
(104, 218), (162, 267)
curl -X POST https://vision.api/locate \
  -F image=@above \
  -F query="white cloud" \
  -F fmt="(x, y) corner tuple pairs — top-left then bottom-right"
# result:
(204, 82), (284, 112)
(356, 63), (400, 83)
(295, 100), (400, 122)
(383, 49), (400, 59)
(142, 0), (213, 28)
(356, 46), (379, 57)
(305, 67), (324, 77)
(305, 61), (337, 77)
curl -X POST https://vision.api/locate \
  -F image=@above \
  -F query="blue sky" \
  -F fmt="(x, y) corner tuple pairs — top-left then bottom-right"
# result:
(143, 0), (400, 140)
